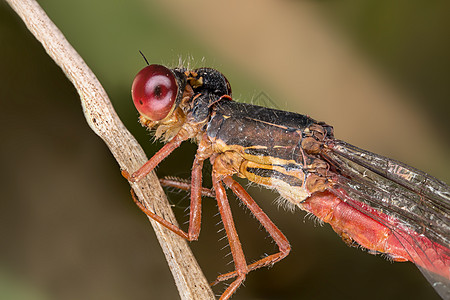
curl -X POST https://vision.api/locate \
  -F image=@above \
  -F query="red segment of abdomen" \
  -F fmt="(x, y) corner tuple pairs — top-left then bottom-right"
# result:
(299, 189), (450, 280)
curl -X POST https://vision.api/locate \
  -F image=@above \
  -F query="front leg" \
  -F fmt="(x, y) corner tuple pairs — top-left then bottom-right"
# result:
(121, 129), (189, 183)
(123, 131), (214, 242)
(126, 154), (206, 242)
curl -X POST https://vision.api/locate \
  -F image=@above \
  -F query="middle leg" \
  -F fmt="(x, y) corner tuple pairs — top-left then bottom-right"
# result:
(212, 176), (291, 284)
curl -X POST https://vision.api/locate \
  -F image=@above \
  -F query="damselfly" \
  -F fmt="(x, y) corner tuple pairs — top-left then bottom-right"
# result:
(122, 63), (450, 299)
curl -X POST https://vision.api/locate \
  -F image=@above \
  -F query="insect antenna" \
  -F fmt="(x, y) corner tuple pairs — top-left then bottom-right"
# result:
(138, 50), (150, 66)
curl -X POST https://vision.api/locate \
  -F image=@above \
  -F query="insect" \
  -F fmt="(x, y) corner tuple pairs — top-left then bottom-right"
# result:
(122, 62), (450, 299)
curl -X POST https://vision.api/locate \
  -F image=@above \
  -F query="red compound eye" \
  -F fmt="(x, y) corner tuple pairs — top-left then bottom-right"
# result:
(131, 64), (178, 121)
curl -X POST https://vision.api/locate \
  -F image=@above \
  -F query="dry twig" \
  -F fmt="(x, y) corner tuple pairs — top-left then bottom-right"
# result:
(5, 0), (214, 299)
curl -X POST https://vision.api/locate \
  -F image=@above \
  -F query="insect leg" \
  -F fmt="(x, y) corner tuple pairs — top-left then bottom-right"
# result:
(123, 130), (208, 241)
(126, 156), (206, 241)
(122, 130), (189, 183)
(187, 155), (204, 240)
(212, 171), (248, 299)
(129, 188), (189, 239)
(159, 177), (215, 198)
(212, 176), (291, 284)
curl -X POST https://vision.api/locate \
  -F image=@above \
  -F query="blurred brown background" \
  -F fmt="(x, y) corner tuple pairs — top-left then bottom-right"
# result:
(1, 0), (449, 299)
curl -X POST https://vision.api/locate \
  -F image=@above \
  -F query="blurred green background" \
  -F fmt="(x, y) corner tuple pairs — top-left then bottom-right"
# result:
(1, 0), (449, 299)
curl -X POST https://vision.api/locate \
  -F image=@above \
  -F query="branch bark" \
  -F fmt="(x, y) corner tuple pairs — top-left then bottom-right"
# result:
(5, 0), (214, 299)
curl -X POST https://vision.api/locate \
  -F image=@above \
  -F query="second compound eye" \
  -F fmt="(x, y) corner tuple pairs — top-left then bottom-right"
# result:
(131, 64), (178, 121)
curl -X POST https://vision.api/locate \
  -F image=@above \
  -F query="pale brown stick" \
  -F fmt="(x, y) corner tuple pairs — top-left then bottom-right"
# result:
(5, 0), (214, 299)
